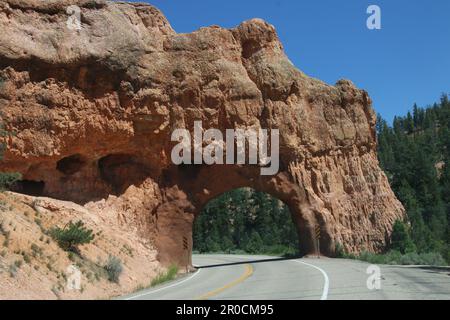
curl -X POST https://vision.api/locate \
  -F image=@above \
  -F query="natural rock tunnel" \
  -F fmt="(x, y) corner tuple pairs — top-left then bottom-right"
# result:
(155, 164), (334, 267)
(0, 0), (405, 267)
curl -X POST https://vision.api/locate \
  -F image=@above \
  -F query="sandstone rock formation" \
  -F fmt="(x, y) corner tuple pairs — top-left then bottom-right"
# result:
(0, 0), (405, 266)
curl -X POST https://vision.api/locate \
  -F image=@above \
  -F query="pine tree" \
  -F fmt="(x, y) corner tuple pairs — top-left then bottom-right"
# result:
(413, 103), (420, 128)
(405, 111), (414, 134)
(49, 220), (95, 252)
(377, 95), (450, 263)
(391, 220), (416, 254)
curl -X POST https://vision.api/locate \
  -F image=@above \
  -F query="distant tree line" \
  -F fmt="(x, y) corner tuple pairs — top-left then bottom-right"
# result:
(377, 94), (450, 263)
(193, 188), (299, 256)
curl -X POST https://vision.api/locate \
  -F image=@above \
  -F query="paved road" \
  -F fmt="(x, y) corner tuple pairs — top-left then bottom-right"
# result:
(122, 254), (450, 300)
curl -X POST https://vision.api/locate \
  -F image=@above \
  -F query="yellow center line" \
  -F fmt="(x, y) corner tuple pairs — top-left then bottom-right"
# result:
(195, 264), (254, 300)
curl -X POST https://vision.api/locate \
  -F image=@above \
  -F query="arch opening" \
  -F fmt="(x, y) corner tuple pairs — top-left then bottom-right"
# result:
(193, 187), (300, 257)
(154, 164), (333, 267)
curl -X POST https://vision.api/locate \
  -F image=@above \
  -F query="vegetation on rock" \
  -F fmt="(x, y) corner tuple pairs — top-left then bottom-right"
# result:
(0, 122), (20, 190)
(104, 255), (123, 283)
(49, 220), (95, 252)
(150, 264), (179, 287)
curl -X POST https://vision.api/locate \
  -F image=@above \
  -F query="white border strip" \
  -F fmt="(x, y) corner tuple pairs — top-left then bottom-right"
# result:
(205, 254), (330, 300)
(294, 260), (329, 300)
(124, 257), (330, 300)
(124, 268), (202, 300)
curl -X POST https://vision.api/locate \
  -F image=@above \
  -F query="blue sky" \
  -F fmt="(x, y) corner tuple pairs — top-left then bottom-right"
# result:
(132, 0), (450, 122)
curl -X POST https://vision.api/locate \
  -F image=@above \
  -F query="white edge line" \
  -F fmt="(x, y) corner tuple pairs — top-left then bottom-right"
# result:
(124, 268), (202, 300)
(294, 260), (329, 300)
(124, 256), (329, 300)
(199, 254), (330, 300)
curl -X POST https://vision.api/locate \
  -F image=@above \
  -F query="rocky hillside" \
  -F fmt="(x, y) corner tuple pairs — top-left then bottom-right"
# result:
(0, 191), (161, 299)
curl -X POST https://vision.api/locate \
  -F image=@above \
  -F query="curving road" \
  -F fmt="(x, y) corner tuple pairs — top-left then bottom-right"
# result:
(121, 254), (450, 300)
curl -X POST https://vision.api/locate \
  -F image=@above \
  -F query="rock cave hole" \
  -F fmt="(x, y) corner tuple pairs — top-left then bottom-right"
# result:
(98, 153), (150, 194)
(56, 154), (87, 175)
(11, 180), (45, 197)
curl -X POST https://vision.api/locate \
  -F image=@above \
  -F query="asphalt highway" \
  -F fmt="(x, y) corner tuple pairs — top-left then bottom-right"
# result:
(121, 254), (450, 300)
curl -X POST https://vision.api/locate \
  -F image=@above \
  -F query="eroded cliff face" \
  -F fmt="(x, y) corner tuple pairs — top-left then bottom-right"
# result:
(0, 0), (404, 266)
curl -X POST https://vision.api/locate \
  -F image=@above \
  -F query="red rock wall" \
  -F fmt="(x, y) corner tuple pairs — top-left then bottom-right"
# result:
(0, 0), (404, 266)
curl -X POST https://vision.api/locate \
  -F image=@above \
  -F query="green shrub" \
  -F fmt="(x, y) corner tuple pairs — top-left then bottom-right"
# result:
(355, 250), (447, 266)
(0, 172), (21, 191)
(22, 252), (31, 264)
(383, 250), (402, 264)
(49, 220), (95, 252)
(333, 243), (446, 266)
(391, 220), (416, 254)
(68, 252), (75, 261)
(31, 243), (43, 257)
(416, 252), (446, 266)
(14, 259), (23, 268)
(334, 243), (358, 259)
(151, 264), (178, 287)
(229, 249), (247, 255)
(104, 255), (123, 283)
(443, 246), (450, 265)
(358, 251), (386, 264)
(261, 244), (297, 257)
(0, 122), (21, 190)
(398, 252), (420, 265)
(8, 263), (17, 277)
(244, 232), (264, 254)
(335, 243), (346, 258)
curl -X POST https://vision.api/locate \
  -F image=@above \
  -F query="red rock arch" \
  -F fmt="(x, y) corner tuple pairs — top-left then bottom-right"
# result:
(154, 164), (326, 266)
(0, 0), (405, 268)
